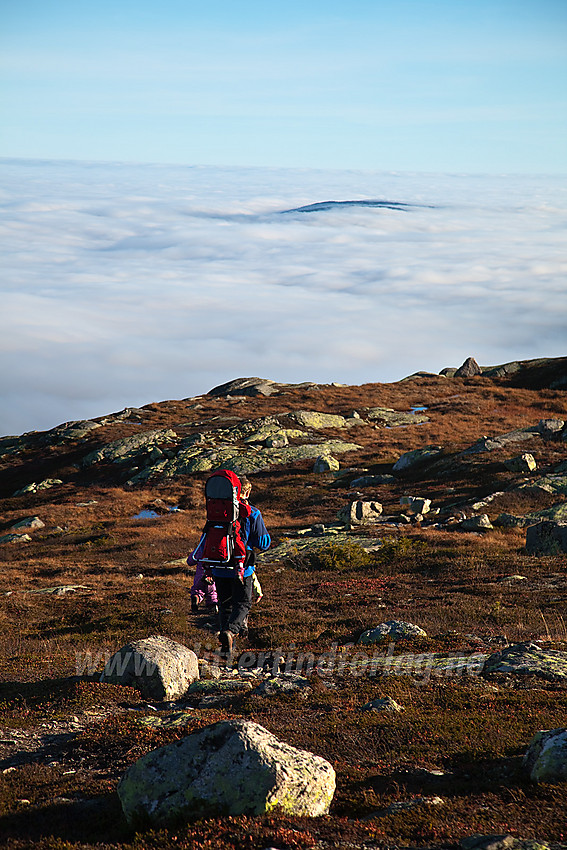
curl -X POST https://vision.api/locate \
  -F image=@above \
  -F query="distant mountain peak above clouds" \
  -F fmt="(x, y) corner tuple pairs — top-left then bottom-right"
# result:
(282, 199), (435, 214)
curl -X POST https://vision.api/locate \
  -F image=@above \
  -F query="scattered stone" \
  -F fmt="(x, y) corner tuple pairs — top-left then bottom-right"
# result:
(0, 533), (32, 544)
(8, 516), (45, 532)
(498, 575), (528, 583)
(350, 474), (395, 487)
(313, 454), (340, 473)
(292, 411), (347, 429)
(471, 491), (505, 510)
(455, 357), (482, 378)
(118, 719), (336, 824)
(101, 635), (199, 700)
(459, 514), (493, 532)
(504, 453), (537, 474)
(537, 418), (565, 440)
(13, 479), (63, 496)
(525, 520), (567, 555)
(519, 474), (567, 496)
(360, 696), (404, 713)
(393, 445), (443, 473)
(358, 621), (427, 645)
(28, 585), (89, 595)
(400, 496), (431, 515)
(339, 500), (383, 528)
(483, 642), (567, 683)
(523, 727), (567, 783)
(364, 796), (445, 819)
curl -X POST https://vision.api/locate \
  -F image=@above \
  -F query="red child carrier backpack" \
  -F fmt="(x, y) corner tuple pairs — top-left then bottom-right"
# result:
(200, 469), (251, 580)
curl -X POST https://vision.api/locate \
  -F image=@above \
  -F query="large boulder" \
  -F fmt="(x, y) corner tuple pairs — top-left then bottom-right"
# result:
(525, 520), (567, 555)
(118, 719), (336, 824)
(400, 496), (431, 515)
(537, 418), (565, 440)
(358, 621), (427, 645)
(313, 454), (340, 473)
(459, 514), (494, 532)
(523, 728), (567, 783)
(340, 500), (383, 528)
(393, 445), (443, 473)
(101, 635), (199, 700)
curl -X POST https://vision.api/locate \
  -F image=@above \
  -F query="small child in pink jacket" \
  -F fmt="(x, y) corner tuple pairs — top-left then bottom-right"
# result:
(189, 560), (218, 614)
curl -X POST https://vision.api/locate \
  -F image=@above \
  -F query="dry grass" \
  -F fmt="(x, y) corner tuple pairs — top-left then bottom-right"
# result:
(0, 375), (566, 848)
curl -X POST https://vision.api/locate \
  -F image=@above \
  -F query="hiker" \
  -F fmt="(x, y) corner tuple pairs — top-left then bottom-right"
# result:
(187, 470), (270, 657)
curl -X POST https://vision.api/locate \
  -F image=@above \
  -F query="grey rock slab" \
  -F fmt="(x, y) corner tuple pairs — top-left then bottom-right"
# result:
(393, 445), (443, 472)
(525, 520), (567, 554)
(117, 718), (336, 824)
(253, 674), (312, 696)
(366, 407), (429, 426)
(537, 418), (565, 439)
(494, 514), (536, 529)
(463, 427), (540, 454)
(28, 584), (89, 595)
(208, 377), (280, 397)
(523, 727), (567, 783)
(101, 635), (199, 700)
(483, 643), (567, 682)
(350, 474), (395, 487)
(358, 620), (427, 645)
(461, 836), (518, 850)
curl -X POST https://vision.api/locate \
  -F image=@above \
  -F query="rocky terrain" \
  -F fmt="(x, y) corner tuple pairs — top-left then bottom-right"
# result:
(0, 356), (566, 850)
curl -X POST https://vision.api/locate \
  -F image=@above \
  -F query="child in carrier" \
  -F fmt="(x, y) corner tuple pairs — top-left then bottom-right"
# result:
(189, 560), (218, 615)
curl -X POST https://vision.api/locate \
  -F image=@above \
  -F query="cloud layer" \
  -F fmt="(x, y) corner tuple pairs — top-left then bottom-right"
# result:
(1, 160), (566, 435)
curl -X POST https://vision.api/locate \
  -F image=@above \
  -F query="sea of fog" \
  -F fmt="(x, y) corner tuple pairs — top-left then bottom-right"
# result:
(1, 159), (566, 436)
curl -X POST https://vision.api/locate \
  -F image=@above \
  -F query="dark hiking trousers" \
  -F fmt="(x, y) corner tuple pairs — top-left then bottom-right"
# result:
(215, 574), (253, 635)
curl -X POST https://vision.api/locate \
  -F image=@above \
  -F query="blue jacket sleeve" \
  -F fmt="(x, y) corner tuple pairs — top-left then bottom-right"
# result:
(247, 506), (270, 552)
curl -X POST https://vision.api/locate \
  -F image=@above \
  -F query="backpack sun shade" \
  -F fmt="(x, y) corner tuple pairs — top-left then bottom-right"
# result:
(200, 470), (250, 571)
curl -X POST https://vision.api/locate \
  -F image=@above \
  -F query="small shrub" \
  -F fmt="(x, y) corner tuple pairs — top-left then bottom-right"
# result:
(310, 540), (372, 572)
(374, 536), (427, 565)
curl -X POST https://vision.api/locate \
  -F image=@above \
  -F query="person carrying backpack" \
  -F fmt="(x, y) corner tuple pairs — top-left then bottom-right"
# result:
(187, 470), (270, 658)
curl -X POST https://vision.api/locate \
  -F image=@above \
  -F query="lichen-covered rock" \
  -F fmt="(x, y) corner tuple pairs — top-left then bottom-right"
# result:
(358, 621), (427, 645)
(504, 453), (537, 474)
(292, 411), (347, 429)
(494, 514), (535, 528)
(483, 642), (567, 683)
(82, 429), (177, 466)
(313, 454), (340, 473)
(253, 673), (312, 696)
(101, 635), (199, 700)
(462, 427), (539, 454)
(529, 504), (567, 524)
(13, 478), (63, 496)
(393, 445), (443, 473)
(523, 727), (567, 783)
(117, 719), (335, 824)
(525, 520), (567, 554)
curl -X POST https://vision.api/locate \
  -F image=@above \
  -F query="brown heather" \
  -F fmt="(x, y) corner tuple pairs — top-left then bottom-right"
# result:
(0, 373), (566, 848)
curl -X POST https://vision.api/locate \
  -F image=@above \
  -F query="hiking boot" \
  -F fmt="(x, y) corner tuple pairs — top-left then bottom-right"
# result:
(190, 596), (199, 613)
(220, 630), (234, 658)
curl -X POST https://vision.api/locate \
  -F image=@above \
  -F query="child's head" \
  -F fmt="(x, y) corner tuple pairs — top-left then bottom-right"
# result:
(240, 475), (252, 499)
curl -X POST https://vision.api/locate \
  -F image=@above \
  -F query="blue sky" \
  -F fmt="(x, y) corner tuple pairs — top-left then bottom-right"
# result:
(2, 0), (566, 172)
